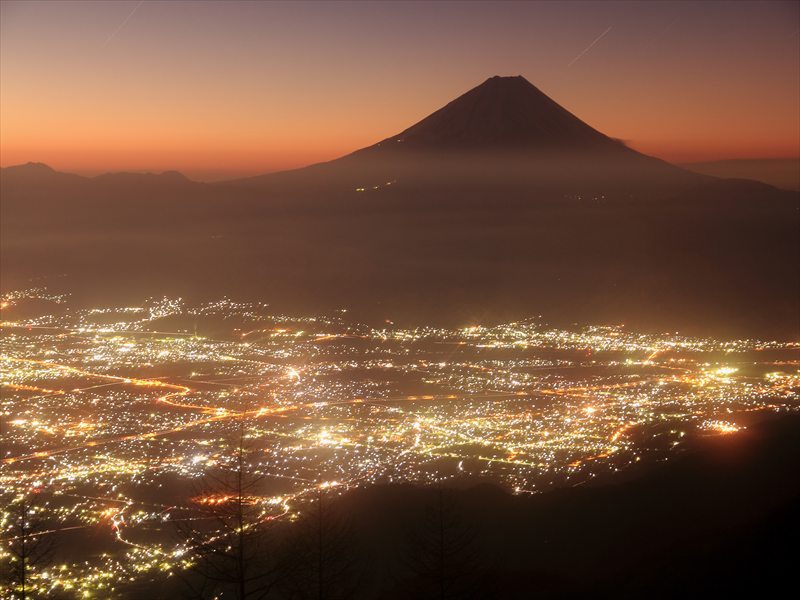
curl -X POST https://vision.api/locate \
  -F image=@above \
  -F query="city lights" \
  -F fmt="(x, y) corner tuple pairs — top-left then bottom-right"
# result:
(1, 289), (798, 597)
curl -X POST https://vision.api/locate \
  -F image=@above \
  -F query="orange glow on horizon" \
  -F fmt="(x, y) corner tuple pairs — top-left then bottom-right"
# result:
(2, 136), (798, 182)
(1, 1), (797, 180)
(3, 109), (797, 181)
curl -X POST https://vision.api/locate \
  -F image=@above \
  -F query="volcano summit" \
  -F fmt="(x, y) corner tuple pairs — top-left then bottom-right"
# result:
(231, 76), (700, 193)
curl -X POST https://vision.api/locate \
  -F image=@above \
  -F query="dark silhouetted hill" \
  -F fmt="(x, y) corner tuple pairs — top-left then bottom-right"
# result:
(132, 414), (800, 599)
(683, 157), (800, 191)
(336, 414), (800, 598)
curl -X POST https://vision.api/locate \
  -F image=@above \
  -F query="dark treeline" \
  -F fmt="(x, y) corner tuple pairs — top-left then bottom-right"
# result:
(108, 414), (800, 599)
(2, 493), (58, 600)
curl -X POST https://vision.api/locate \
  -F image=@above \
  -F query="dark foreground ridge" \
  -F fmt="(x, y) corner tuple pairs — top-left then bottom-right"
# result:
(127, 414), (800, 598)
(351, 415), (800, 598)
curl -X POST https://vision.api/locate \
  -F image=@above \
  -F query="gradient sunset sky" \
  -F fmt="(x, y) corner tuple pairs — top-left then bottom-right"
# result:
(1, 0), (798, 180)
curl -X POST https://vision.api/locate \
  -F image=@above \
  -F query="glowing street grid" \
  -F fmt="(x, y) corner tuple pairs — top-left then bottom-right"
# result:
(1, 289), (798, 597)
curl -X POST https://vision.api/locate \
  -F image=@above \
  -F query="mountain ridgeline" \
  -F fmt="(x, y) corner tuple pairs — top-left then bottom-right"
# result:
(230, 75), (702, 194)
(1, 76), (797, 337)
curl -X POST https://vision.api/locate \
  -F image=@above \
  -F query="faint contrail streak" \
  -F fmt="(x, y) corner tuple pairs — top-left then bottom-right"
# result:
(103, 0), (144, 46)
(568, 26), (613, 67)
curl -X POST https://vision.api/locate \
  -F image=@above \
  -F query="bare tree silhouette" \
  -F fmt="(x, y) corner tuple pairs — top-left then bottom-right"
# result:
(401, 487), (480, 600)
(2, 492), (56, 600)
(175, 426), (278, 599)
(278, 484), (357, 600)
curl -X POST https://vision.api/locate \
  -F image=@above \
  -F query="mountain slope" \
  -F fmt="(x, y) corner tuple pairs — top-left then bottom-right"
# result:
(0, 163), (212, 234)
(228, 76), (702, 194)
(364, 75), (620, 150)
(683, 158), (800, 191)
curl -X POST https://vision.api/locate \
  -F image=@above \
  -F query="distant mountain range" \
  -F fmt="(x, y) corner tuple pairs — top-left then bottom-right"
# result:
(1, 76), (797, 337)
(682, 158), (800, 192)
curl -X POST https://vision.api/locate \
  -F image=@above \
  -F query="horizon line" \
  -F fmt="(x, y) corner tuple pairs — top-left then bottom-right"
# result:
(2, 154), (799, 183)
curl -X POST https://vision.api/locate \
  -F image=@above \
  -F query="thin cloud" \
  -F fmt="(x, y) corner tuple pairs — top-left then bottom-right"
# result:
(568, 26), (613, 67)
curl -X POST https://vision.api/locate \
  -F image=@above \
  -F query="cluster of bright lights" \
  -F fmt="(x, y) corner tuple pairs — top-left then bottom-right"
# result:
(1, 291), (797, 597)
(700, 419), (742, 434)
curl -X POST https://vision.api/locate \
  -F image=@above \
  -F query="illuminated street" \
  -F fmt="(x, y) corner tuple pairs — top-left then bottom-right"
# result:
(1, 288), (797, 597)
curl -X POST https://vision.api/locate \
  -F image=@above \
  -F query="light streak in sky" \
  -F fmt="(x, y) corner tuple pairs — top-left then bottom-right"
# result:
(103, 0), (144, 47)
(568, 25), (613, 67)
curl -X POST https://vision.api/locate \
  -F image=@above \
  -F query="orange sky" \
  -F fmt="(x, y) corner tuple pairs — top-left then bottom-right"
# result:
(1, 1), (798, 180)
